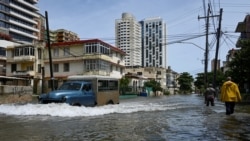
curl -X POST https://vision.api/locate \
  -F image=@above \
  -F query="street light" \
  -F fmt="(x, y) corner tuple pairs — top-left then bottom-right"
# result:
(177, 41), (205, 51)
(177, 41), (208, 88)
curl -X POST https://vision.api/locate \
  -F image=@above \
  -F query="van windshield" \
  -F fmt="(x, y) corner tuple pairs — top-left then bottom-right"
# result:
(58, 82), (82, 91)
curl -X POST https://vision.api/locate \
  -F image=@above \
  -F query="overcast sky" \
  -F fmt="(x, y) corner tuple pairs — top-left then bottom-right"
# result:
(37, 0), (250, 77)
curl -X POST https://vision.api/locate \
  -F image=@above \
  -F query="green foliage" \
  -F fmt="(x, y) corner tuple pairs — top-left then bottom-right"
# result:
(120, 77), (130, 88)
(177, 72), (194, 93)
(194, 73), (204, 90)
(215, 71), (226, 87)
(194, 71), (225, 89)
(226, 41), (250, 92)
(144, 79), (162, 92)
(163, 89), (170, 95)
(119, 77), (130, 95)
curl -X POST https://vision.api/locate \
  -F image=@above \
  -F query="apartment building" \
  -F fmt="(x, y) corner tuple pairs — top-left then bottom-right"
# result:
(140, 17), (167, 68)
(235, 14), (250, 47)
(46, 29), (79, 44)
(222, 15), (250, 73)
(0, 0), (40, 44)
(0, 0), (42, 88)
(125, 66), (167, 90)
(115, 13), (169, 92)
(166, 66), (179, 94)
(5, 42), (44, 88)
(1, 43), (45, 94)
(43, 39), (126, 90)
(222, 49), (240, 73)
(115, 13), (142, 67)
(0, 39), (20, 77)
(211, 59), (220, 72)
(47, 29), (80, 43)
(116, 14), (167, 69)
(54, 29), (79, 43)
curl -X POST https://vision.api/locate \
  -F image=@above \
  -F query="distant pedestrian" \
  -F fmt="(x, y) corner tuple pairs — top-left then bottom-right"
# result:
(204, 84), (216, 106)
(220, 77), (242, 115)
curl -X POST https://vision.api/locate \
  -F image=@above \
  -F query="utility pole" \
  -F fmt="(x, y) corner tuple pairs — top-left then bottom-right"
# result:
(213, 8), (223, 88)
(45, 11), (54, 91)
(198, 4), (210, 89)
(198, 4), (221, 89)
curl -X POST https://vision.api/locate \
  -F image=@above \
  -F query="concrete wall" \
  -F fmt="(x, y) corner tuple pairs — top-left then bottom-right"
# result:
(0, 85), (33, 95)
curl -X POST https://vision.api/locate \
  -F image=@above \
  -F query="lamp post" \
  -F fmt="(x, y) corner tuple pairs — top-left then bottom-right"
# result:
(177, 41), (208, 88)
(178, 41), (205, 51)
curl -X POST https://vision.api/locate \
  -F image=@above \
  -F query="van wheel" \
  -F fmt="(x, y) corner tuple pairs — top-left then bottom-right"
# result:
(107, 100), (114, 105)
(38, 98), (43, 104)
(38, 98), (47, 104)
(72, 103), (81, 106)
(62, 97), (66, 102)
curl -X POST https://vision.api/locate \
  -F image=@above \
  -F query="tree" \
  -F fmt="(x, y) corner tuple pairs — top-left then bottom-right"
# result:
(194, 73), (205, 90)
(144, 79), (162, 92)
(194, 71), (225, 89)
(227, 41), (250, 93)
(177, 72), (194, 94)
(120, 77), (130, 87)
(119, 77), (130, 95)
(214, 71), (226, 87)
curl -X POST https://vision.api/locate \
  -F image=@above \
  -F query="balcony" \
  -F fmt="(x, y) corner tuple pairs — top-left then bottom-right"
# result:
(13, 70), (35, 76)
(14, 56), (35, 62)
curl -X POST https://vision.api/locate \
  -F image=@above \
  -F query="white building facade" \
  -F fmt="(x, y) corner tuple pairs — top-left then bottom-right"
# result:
(140, 17), (167, 68)
(115, 13), (142, 67)
(43, 39), (126, 91)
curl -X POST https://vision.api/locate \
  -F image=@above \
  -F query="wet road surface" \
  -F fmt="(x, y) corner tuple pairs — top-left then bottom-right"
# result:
(0, 94), (250, 141)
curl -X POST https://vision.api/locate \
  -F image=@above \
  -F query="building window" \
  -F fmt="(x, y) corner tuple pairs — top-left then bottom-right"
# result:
(15, 48), (19, 56)
(14, 47), (34, 56)
(53, 48), (59, 57)
(27, 65), (33, 71)
(84, 43), (110, 55)
(38, 48), (42, 59)
(64, 47), (70, 56)
(120, 68), (123, 74)
(0, 47), (6, 56)
(25, 48), (29, 55)
(64, 63), (69, 72)
(160, 57), (162, 65)
(11, 64), (16, 72)
(37, 64), (41, 73)
(84, 59), (109, 72)
(53, 64), (59, 72)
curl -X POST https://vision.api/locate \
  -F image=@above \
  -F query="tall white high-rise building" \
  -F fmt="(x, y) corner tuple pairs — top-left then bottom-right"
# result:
(140, 17), (167, 68)
(115, 13), (142, 67)
(0, 0), (40, 44)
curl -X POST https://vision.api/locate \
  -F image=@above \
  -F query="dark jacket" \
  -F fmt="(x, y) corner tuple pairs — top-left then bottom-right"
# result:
(205, 87), (216, 99)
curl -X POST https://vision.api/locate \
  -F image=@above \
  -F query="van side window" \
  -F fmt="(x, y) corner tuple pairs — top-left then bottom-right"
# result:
(82, 84), (91, 91)
(86, 84), (91, 91)
(98, 80), (118, 91)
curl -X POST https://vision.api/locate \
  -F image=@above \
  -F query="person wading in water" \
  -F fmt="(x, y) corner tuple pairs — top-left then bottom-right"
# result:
(204, 84), (216, 106)
(220, 77), (242, 115)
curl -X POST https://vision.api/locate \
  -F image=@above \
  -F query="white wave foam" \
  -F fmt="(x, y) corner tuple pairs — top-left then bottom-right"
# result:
(0, 101), (186, 117)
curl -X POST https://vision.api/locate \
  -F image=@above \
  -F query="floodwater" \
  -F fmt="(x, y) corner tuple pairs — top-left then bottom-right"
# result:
(0, 94), (250, 141)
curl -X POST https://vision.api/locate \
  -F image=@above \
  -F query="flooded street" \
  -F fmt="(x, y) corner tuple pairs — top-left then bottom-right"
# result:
(0, 94), (250, 141)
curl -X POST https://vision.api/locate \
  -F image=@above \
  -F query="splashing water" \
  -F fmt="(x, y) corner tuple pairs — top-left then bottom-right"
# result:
(0, 96), (192, 117)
